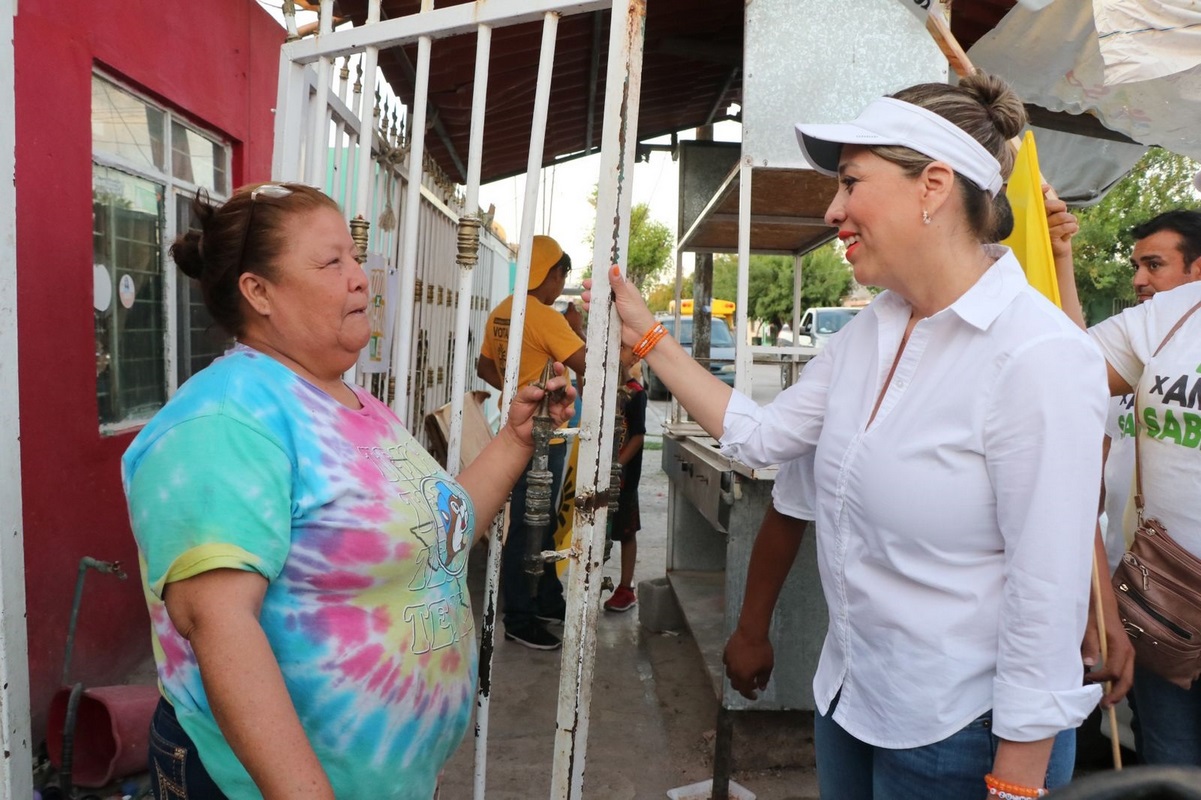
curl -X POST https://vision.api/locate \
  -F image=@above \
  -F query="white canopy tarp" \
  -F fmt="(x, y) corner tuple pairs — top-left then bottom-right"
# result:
(969, 0), (1201, 163)
(1093, 0), (1201, 85)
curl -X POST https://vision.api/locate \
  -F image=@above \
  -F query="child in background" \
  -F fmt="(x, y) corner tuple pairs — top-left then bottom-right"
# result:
(604, 353), (646, 612)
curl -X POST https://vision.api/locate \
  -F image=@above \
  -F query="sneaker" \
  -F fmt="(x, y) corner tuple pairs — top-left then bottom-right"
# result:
(503, 623), (562, 650)
(603, 585), (637, 613)
(535, 602), (566, 625)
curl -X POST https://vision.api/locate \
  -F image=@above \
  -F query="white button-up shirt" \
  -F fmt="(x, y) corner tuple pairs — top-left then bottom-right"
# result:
(722, 247), (1105, 747)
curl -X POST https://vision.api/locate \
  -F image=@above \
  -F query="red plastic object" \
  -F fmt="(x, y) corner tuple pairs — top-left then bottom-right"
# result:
(47, 685), (161, 787)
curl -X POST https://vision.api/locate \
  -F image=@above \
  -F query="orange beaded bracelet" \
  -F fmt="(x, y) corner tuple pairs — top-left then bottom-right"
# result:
(984, 774), (1048, 799)
(632, 322), (669, 359)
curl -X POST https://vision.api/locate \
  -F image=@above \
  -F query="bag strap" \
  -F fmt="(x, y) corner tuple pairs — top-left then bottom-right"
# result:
(1134, 298), (1201, 521)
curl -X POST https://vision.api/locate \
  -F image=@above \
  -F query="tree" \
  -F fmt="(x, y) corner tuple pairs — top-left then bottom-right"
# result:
(587, 189), (674, 290)
(646, 280), (692, 313)
(1072, 147), (1201, 322)
(710, 244), (853, 329)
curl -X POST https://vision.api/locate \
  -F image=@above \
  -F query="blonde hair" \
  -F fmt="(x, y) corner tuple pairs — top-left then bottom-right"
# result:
(869, 73), (1026, 241)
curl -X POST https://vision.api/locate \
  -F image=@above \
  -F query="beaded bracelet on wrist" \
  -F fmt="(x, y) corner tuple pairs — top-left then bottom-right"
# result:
(984, 773), (1048, 799)
(632, 322), (669, 359)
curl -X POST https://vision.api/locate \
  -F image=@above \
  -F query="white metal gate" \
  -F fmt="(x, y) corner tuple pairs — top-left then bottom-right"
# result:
(272, 1), (645, 796)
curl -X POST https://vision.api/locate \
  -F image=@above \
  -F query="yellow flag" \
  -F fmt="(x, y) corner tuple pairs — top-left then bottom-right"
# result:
(1001, 130), (1062, 309)
(552, 436), (579, 577)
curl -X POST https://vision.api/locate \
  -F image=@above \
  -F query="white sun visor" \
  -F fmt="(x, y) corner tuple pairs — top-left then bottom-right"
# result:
(795, 97), (1004, 197)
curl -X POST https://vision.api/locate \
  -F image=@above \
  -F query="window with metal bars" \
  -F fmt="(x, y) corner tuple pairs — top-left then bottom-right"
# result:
(91, 74), (232, 429)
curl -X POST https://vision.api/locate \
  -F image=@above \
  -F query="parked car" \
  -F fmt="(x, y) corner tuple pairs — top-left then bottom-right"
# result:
(777, 306), (860, 348)
(643, 314), (736, 400)
(778, 306), (860, 387)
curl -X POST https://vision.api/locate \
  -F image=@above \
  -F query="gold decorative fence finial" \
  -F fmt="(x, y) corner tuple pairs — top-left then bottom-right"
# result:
(456, 215), (481, 271)
(349, 215), (370, 263)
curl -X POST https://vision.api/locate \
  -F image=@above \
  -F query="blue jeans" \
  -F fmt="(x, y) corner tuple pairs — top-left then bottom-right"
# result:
(1131, 664), (1201, 766)
(501, 441), (566, 629)
(148, 698), (227, 799)
(815, 693), (1075, 799)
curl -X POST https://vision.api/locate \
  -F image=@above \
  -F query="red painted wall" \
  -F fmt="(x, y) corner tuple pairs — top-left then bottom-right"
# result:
(14, 0), (283, 741)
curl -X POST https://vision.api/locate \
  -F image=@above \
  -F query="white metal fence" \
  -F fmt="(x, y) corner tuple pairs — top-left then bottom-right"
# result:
(273, 2), (644, 797)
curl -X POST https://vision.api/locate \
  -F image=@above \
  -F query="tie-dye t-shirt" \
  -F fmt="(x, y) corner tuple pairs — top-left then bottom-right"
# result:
(123, 345), (476, 799)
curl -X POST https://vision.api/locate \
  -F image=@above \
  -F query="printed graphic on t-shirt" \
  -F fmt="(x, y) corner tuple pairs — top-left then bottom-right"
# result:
(1114, 393), (1135, 439)
(489, 316), (512, 373)
(125, 348), (477, 799)
(1141, 368), (1201, 448)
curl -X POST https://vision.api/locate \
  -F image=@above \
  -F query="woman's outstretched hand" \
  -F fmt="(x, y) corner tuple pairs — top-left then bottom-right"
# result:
(581, 266), (659, 351)
(505, 362), (577, 448)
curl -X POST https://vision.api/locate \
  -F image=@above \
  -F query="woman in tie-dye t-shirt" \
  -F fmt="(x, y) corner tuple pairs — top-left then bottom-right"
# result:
(123, 184), (575, 800)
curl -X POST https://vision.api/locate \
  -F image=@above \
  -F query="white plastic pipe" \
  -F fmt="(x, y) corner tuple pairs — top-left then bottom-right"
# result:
(0, 3), (33, 796)
(390, 0), (435, 425)
(351, 0), (382, 220)
(475, 12), (560, 800)
(448, 24), (491, 477)
(457, 50), (494, 798)
(272, 53), (309, 181)
(305, 0), (336, 187)
(734, 158), (753, 391)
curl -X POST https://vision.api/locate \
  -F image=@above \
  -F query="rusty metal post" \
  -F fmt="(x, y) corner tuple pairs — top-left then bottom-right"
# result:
(710, 706), (735, 800)
(550, 2), (647, 797)
(524, 361), (557, 589)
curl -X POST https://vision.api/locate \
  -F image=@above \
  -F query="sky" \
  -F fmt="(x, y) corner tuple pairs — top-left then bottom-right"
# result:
(476, 124), (741, 277)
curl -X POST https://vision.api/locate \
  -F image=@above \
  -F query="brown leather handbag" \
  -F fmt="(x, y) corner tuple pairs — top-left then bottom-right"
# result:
(1112, 298), (1201, 690)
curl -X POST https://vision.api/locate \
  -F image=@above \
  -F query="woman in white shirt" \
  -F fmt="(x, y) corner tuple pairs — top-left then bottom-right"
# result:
(588, 73), (1106, 798)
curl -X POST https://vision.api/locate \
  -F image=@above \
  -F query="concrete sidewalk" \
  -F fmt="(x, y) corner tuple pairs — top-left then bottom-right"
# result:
(439, 436), (820, 800)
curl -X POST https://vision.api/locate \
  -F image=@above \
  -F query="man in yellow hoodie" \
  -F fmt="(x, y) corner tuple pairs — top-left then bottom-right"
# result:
(478, 235), (586, 650)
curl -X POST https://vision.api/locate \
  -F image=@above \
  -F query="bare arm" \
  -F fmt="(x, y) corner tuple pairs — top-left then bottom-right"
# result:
(991, 739), (1056, 790)
(563, 302), (585, 339)
(164, 569), (335, 800)
(617, 433), (643, 467)
(1080, 435), (1134, 704)
(562, 345), (587, 395)
(583, 269), (732, 437)
(1106, 362), (1133, 396)
(723, 505), (806, 700)
(476, 354), (504, 391)
(1083, 526), (1134, 706)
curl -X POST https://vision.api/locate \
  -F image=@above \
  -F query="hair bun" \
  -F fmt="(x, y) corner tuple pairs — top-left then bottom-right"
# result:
(959, 73), (1026, 142)
(169, 193), (218, 280)
(170, 232), (206, 280)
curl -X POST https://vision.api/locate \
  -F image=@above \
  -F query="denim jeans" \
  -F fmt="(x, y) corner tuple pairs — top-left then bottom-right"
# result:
(815, 693), (1075, 799)
(148, 698), (228, 800)
(1131, 664), (1201, 767)
(501, 441), (566, 629)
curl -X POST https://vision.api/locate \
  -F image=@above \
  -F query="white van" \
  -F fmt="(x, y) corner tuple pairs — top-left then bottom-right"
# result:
(778, 306), (860, 387)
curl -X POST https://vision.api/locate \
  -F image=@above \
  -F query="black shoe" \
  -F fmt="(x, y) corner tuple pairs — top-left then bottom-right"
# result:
(504, 623), (562, 651)
(535, 602), (566, 624)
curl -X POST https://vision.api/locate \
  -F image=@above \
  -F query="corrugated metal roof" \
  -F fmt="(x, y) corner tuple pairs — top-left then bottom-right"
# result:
(337, 0), (745, 184)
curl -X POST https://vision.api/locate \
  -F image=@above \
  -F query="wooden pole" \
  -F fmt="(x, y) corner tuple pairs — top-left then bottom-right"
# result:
(924, 11), (975, 78)
(1091, 555), (1124, 770)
